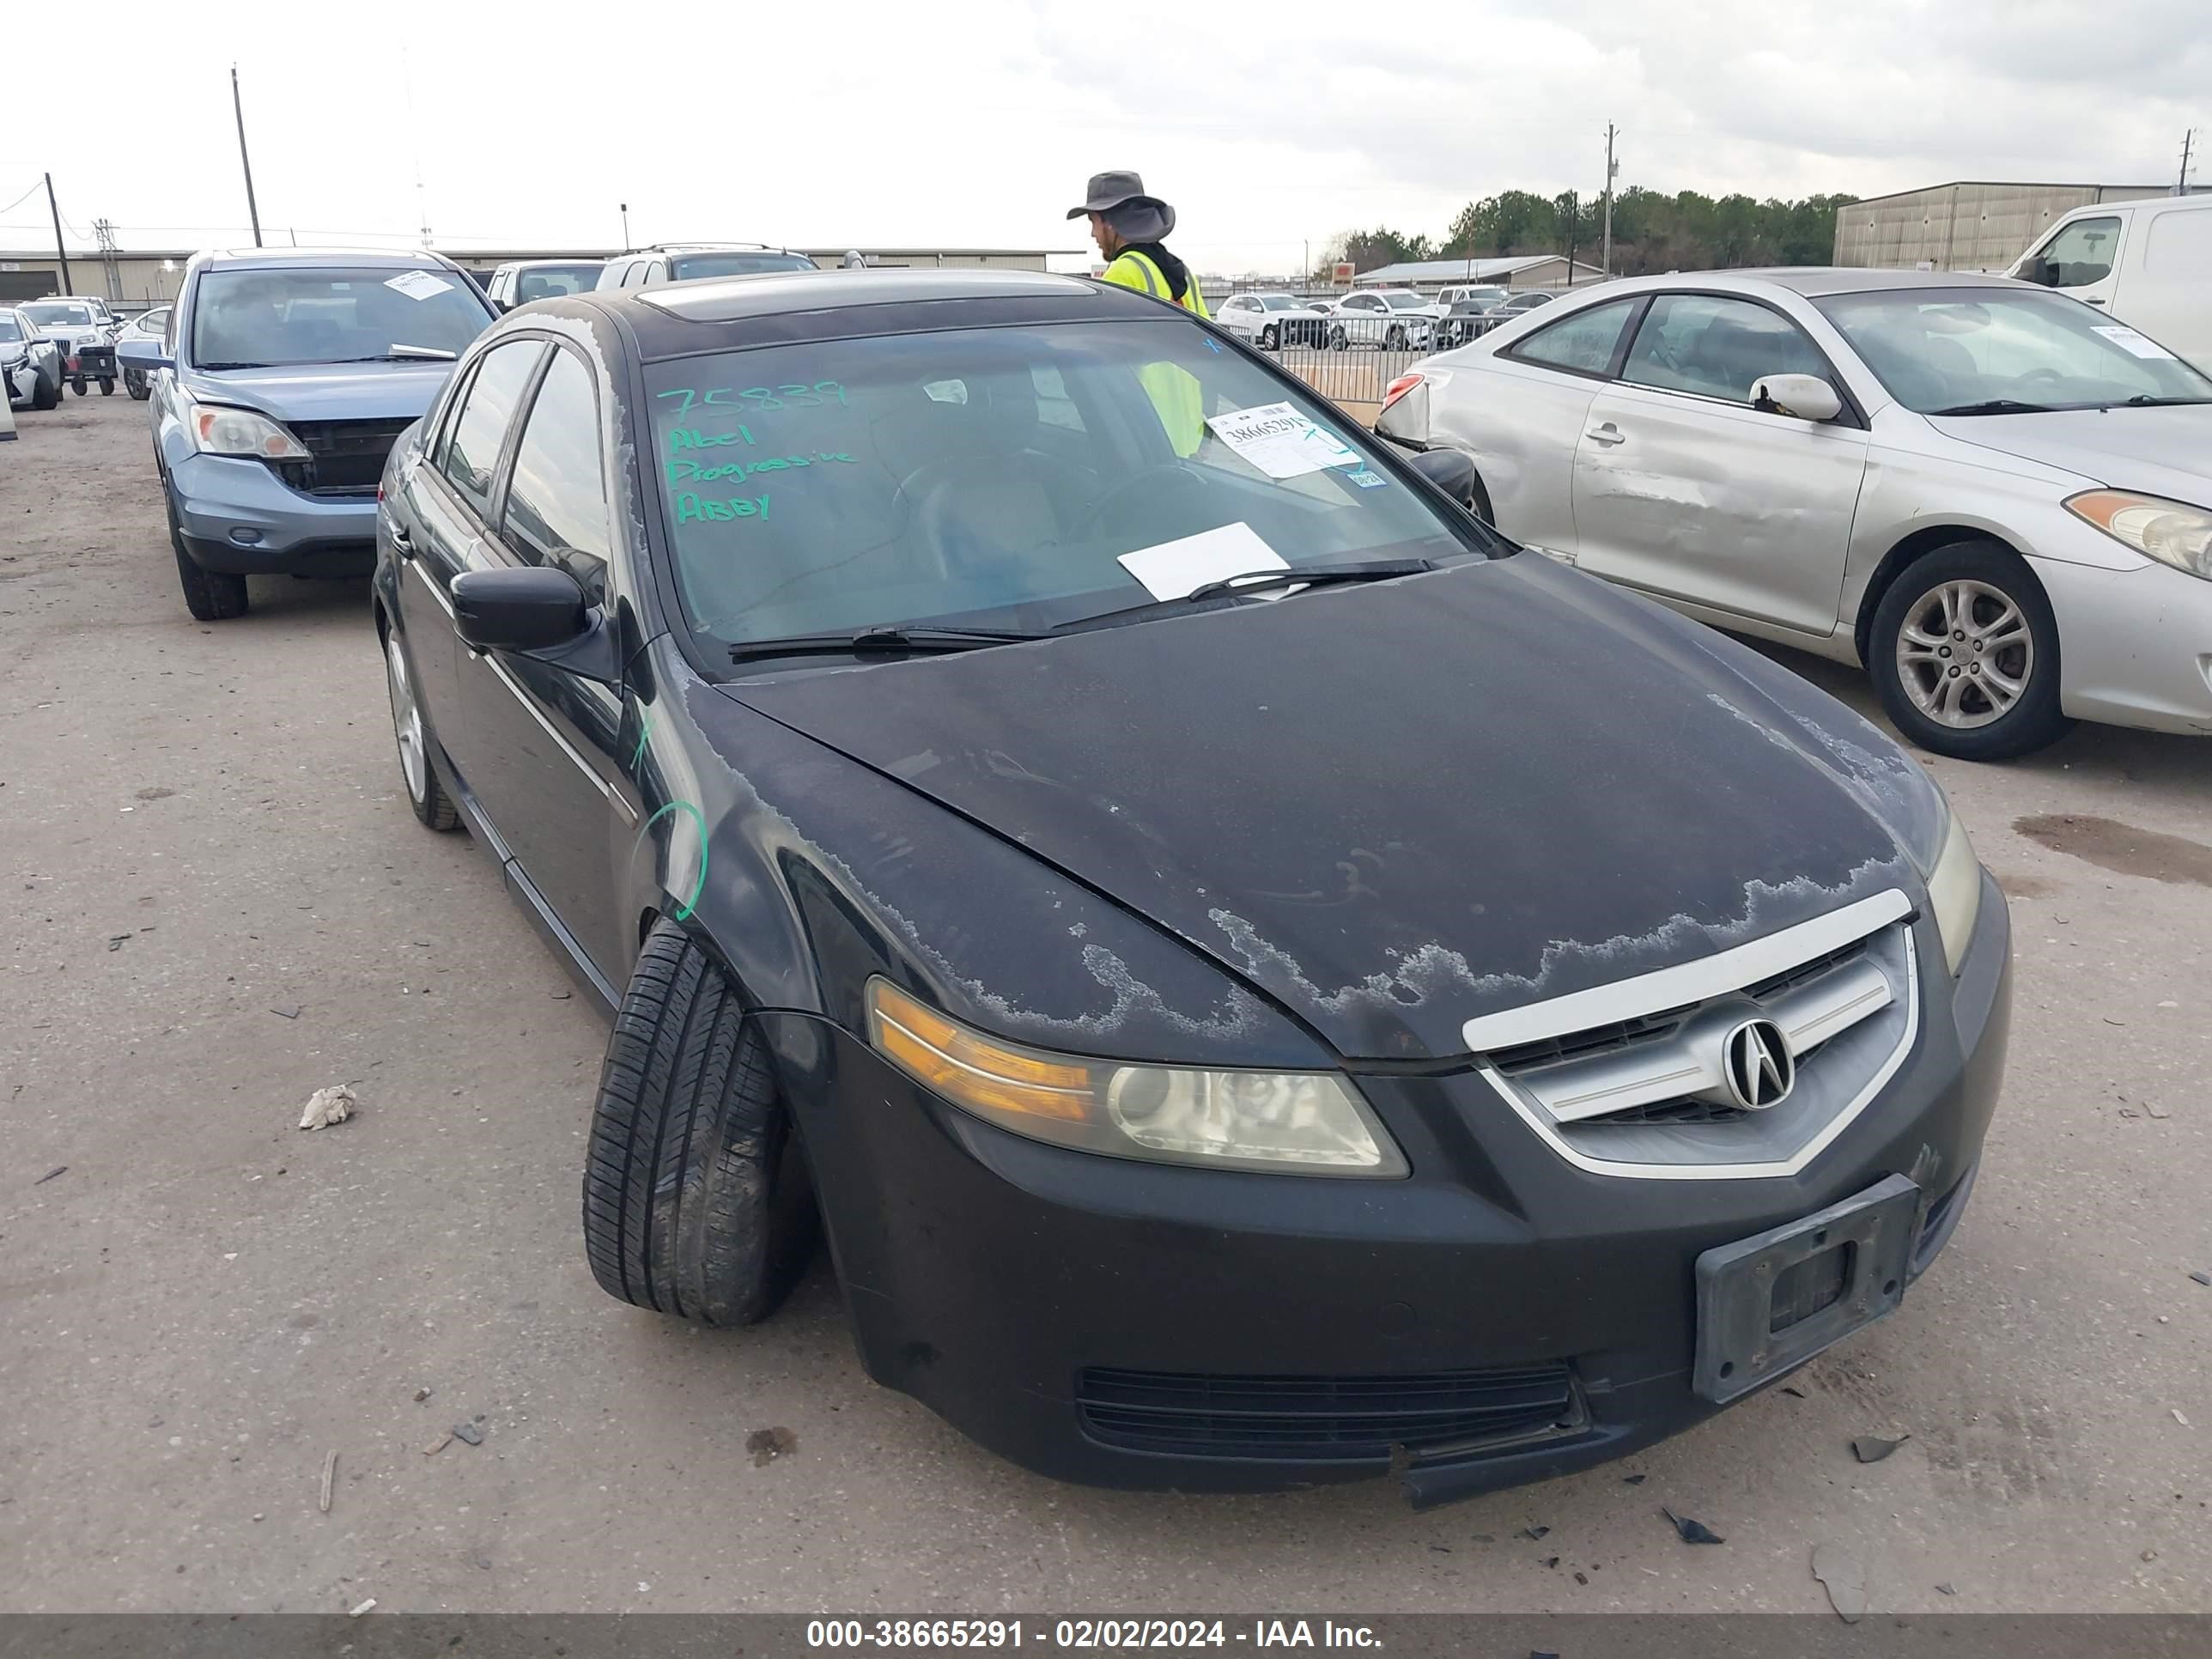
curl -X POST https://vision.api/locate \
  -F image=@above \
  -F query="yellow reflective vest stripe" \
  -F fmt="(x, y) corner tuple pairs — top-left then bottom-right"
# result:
(1102, 250), (1209, 456)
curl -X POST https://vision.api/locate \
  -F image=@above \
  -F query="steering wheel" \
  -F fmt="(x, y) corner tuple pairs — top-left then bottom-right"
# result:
(2018, 367), (2069, 391)
(1075, 465), (1214, 540)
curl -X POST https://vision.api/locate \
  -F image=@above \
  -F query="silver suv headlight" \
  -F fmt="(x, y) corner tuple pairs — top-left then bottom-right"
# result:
(178, 392), (311, 460)
(866, 979), (1407, 1176)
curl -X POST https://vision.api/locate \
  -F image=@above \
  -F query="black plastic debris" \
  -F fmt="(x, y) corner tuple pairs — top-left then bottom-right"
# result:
(1851, 1434), (1910, 1463)
(1936, 1583), (1956, 1596)
(451, 1422), (484, 1446)
(1544, 1556), (1560, 1569)
(1622, 1474), (1646, 1485)
(2191, 1272), (2211, 1287)
(1532, 1651), (1561, 1659)
(1780, 1386), (1808, 1398)
(1574, 1571), (1589, 1585)
(1663, 1507), (1724, 1545)
(34, 1165), (66, 1186)
(270, 1005), (301, 1020)
(1521, 1525), (1551, 1540)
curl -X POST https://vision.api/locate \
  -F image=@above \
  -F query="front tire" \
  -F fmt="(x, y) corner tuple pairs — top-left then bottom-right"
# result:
(125, 369), (149, 400)
(384, 630), (459, 830)
(167, 487), (249, 621)
(1385, 325), (1407, 350)
(33, 370), (59, 410)
(70, 375), (86, 396)
(584, 921), (819, 1327)
(1260, 323), (1279, 350)
(98, 376), (114, 396)
(1869, 540), (2069, 760)
(1327, 324), (1347, 351)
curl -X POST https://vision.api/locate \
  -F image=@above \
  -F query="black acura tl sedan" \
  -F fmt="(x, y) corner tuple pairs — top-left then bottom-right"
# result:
(372, 269), (2009, 1508)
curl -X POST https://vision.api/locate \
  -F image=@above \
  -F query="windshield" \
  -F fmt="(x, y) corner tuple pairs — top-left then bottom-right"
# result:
(1814, 288), (2212, 414)
(668, 252), (820, 281)
(0, 314), (21, 343)
(649, 319), (1484, 652)
(514, 263), (606, 302)
(1385, 293), (1429, 309)
(23, 302), (94, 327)
(189, 267), (494, 368)
(1258, 295), (1303, 311)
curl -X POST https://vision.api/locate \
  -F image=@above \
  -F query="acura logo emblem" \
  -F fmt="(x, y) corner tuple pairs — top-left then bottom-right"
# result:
(1723, 1018), (1796, 1109)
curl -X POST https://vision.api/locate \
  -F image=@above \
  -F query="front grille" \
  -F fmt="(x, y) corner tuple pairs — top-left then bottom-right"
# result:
(1077, 1363), (1582, 1463)
(271, 416), (413, 497)
(1491, 1005), (1696, 1076)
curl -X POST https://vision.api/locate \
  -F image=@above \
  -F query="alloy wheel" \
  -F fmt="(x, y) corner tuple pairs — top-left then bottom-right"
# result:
(1893, 579), (2035, 729)
(386, 635), (428, 802)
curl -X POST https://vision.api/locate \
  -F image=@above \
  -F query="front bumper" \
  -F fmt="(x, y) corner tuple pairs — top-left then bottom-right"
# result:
(168, 453), (378, 575)
(763, 880), (2011, 1503)
(2037, 555), (2212, 736)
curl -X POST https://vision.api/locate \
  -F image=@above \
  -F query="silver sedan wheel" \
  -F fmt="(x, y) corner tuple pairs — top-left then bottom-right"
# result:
(1893, 579), (2035, 729)
(386, 634), (428, 803)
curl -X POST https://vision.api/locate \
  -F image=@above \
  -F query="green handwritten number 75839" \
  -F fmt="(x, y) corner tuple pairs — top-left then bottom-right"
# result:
(655, 380), (848, 418)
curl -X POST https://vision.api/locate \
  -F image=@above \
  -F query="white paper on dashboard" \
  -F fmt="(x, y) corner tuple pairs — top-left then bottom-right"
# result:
(2092, 324), (2175, 361)
(1206, 401), (1361, 479)
(385, 270), (456, 302)
(1116, 521), (1291, 601)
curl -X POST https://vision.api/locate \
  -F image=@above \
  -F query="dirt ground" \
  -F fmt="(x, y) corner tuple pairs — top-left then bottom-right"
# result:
(3, 394), (2209, 1616)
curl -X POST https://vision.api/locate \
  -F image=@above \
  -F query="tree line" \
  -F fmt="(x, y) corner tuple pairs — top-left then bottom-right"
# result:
(1319, 187), (1860, 279)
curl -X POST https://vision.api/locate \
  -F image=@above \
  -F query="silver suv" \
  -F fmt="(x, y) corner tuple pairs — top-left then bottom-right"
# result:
(592, 243), (818, 290)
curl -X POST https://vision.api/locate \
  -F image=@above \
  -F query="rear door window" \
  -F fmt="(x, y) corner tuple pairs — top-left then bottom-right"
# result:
(1505, 296), (1640, 377)
(437, 340), (546, 520)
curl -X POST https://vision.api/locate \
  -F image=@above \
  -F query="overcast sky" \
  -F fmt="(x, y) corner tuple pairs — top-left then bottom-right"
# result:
(4, 0), (2203, 275)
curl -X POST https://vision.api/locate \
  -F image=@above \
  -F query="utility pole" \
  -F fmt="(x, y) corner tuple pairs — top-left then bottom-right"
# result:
(2183, 129), (2198, 195)
(44, 174), (71, 295)
(94, 217), (120, 301)
(620, 204), (631, 246)
(232, 65), (264, 246)
(1601, 123), (1619, 276)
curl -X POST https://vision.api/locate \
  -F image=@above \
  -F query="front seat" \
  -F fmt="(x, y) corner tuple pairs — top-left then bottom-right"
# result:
(899, 378), (1093, 576)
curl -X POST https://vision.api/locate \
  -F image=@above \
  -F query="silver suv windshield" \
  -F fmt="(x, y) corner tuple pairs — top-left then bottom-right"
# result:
(190, 267), (494, 369)
(22, 302), (94, 327)
(648, 319), (1480, 650)
(668, 252), (819, 280)
(1815, 288), (2212, 414)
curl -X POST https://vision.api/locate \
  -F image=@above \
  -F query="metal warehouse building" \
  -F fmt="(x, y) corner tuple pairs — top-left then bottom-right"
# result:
(1832, 181), (2190, 273)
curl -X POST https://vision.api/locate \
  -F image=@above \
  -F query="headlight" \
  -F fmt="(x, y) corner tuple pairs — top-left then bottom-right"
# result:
(2066, 490), (2212, 581)
(179, 394), (311, 460)
(1922, 795), (1983, 975)
(866, 979), (1406, 1177)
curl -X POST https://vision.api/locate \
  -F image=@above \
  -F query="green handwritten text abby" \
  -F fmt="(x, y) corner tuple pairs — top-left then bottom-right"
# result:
(675, 492), (769, 524)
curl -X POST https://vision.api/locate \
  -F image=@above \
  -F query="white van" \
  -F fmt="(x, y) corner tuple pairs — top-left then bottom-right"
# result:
(2007, 195), (2212, 369)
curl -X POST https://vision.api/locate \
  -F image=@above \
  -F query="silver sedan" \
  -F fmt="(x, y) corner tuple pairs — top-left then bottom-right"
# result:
(1376, 270), (2212, 759)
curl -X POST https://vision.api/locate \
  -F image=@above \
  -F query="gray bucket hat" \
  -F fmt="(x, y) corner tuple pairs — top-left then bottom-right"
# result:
(1067, 170), (1176, 240)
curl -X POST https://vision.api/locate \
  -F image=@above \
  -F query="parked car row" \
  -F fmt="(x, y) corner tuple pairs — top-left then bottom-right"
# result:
(1214, 284), (1561, 352)
(1, 307), (67, 411)
(1377, 267), (2212, 760)
(4, 294), (127, 401)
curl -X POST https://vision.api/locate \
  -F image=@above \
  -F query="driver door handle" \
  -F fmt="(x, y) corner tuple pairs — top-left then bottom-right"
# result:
(390, 524), (415, 556)
(1586, 422), (1626, 447)
(2084, 297), (2106, 307)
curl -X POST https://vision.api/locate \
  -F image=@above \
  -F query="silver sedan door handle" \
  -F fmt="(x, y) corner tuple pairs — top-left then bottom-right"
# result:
(1585, 422), (1626, 446)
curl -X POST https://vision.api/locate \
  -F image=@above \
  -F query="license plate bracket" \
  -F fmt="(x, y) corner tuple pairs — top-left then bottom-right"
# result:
(1693, 1173), (1920, 1405)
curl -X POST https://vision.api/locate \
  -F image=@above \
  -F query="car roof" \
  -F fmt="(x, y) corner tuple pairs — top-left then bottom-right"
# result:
(1581, 267), (2037, 300)
(194, 246), (468, 271)
(526, 268), (1171, 362)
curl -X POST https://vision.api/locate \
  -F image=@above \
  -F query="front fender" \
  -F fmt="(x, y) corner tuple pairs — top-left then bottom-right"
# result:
(625, 644), (1336, 1073)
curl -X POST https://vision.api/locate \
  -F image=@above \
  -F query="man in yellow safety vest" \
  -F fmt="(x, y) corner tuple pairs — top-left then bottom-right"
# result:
(1070, 171), (1209, 453)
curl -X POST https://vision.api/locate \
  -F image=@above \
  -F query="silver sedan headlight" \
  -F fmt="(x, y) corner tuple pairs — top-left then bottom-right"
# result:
(866, 979), (1407, 1176)
(2066, 490), (2212, 581)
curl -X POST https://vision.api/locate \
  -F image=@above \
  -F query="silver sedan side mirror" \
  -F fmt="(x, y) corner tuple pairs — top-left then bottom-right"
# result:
(1752, 374), (1844, 422)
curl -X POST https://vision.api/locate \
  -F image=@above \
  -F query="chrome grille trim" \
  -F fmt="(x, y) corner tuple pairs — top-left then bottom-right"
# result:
(1457, 890), (1914, 1053)
(1472, 897), (1922, 1182)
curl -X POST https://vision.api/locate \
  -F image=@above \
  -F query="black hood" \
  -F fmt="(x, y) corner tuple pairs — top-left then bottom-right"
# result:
(722, 556), (1922, 1061)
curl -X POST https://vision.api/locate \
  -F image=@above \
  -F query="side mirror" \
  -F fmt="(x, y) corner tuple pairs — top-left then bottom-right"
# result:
(1752, 374), (1844, 423)
(1407, 445), (1480, 508)
(452, 566), (591, 653)
(115, 337), (171, 372)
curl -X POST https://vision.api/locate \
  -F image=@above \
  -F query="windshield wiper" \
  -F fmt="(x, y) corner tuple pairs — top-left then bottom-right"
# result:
(1055, 560), (1436, 633)
(728, 625), (1040, 663)
(198, 362), (275, 371)
(326, 348), (459, 363)
(2114, 394), (2212, 408)
(1927, 398), (2057, 416)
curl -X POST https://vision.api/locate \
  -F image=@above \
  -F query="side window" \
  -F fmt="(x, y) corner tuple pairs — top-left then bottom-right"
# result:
(2025, 216), (2122, 289)
(428, 359), (478, 474)
(437, 340), (545, 520)
(1506, 296), (1641, 377)
(501, 349), (611, 600)
(1621, 294), (1829, 404)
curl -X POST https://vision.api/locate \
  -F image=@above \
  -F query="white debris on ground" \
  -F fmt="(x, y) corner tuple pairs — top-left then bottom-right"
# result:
(296, 1085), (356, 1132)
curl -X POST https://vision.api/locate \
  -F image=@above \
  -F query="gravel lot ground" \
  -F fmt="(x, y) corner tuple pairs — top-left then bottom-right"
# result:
(3, 394), (2209, 1617)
